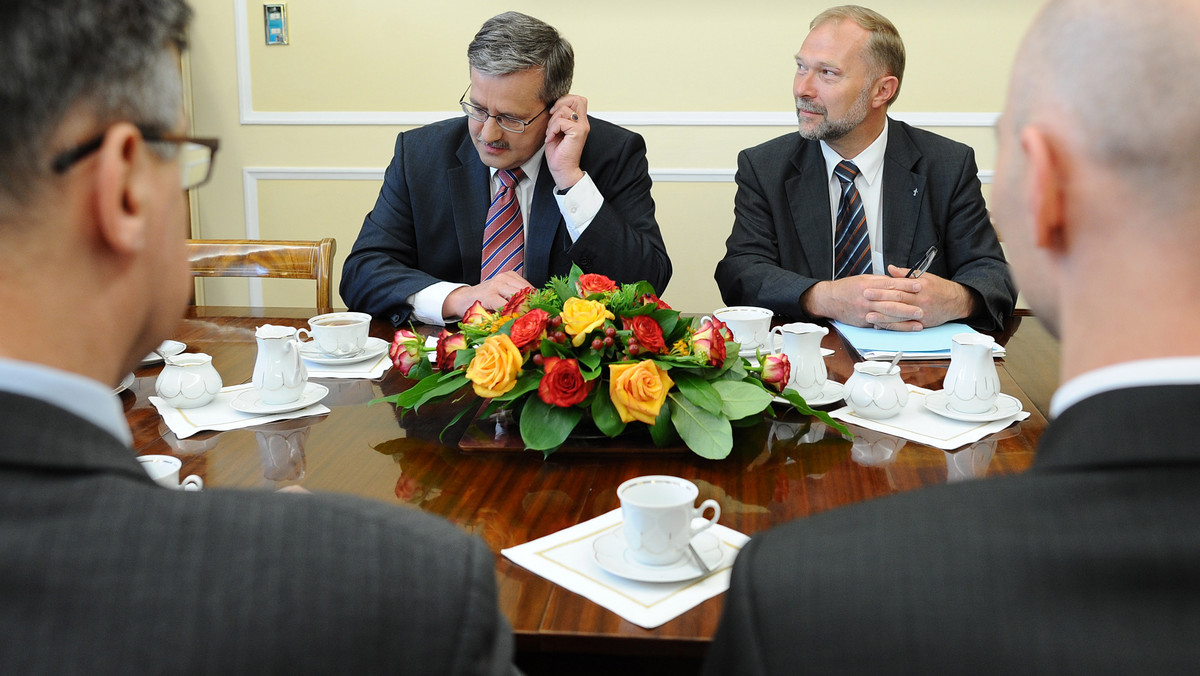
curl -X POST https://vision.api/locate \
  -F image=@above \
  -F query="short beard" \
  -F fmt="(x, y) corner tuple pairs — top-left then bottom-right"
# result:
(796, 85), (871, 142)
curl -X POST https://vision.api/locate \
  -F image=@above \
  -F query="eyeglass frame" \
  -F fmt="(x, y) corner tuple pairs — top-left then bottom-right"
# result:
(50, 125), (221, 190)
(458, 86), (551, 134)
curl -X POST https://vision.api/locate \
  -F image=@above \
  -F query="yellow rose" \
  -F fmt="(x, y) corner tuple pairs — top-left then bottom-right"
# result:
(561, 297), (615, 347)
(465, 334), (523, 398)
(609, 360), (675, 425)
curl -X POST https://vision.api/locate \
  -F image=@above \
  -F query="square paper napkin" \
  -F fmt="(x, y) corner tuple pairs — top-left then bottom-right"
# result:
(830, 385), (1029, 450)
(303, 351), (391, 379)
(149, 383), (330, 439)
(502, 509), (750, 629)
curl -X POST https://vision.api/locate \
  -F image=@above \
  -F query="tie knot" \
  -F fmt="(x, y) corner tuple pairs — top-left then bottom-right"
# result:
(834, 161), (860, 185)
(498, 168), (524, 189)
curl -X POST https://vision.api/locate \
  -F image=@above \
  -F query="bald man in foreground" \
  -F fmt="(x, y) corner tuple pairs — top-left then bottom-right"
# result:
(703, 1), (1200, 672)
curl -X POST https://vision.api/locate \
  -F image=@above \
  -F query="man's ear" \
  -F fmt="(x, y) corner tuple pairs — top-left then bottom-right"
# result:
(1019, 126), (1067, 251)
(872, 75), (899, 109)
(91, 122), (153, 254)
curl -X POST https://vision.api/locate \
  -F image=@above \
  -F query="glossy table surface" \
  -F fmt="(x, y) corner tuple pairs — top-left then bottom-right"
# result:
(122, 307), (1050, 658)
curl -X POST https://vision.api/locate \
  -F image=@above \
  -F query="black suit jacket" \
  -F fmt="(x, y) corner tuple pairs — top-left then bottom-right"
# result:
(715, 119), (1016, 331)
(703, 385), (1200, 674)
(0, 393), (517, 675)
(341, 116), (671, 325)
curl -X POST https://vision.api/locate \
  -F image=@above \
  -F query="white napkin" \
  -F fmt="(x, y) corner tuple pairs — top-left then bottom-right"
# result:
(304, 351), (391, 379)
(149, 383), (330, 439)
(502, 509), (750, 629)
(829, 385), (1029, 450)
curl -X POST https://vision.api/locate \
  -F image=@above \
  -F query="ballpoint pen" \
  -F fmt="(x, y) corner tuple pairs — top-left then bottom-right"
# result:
(905, 245), (938, 279)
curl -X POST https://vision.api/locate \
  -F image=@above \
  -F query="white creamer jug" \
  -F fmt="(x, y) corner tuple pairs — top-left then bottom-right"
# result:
(252, 324), (308, 405)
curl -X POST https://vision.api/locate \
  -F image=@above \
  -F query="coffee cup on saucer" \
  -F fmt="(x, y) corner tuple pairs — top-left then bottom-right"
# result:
(711, 306), (773, 351)
(136, 454), (203, 491)
(297, 311), (370, 357)
(617, 475), (721, 566)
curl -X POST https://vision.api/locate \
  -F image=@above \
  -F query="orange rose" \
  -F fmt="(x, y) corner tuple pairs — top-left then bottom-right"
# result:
(561, 297), (614, 347)
(609, 360), (675, 425)
(465, 334), (523, 398)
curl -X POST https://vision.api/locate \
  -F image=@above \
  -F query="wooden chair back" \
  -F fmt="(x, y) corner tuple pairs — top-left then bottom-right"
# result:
(186, 238), (337, 314)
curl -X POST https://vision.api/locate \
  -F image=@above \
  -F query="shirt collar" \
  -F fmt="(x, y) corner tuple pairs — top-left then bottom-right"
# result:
(1050, 356), (1200, 418)
(0, 357), (133, 446)
(489, 146), (545, 187)
(819, 117), (889, 187)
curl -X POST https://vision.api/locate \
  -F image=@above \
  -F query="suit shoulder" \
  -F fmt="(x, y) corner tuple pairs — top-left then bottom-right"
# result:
(742, 131), (806, 159)
(890, 119), (975, 160)
(396, 116), (471, 154)
(587, 116), (644, 146)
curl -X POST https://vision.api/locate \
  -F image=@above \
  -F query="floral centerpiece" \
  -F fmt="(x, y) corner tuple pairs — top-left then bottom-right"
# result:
(378, 265), (847, 459)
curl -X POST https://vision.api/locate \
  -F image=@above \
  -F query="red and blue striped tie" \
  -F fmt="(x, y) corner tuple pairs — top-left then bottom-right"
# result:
(481, 168), (525, 280)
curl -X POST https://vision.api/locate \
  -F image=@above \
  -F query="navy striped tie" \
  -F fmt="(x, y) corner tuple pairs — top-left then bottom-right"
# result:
(481, 168), (525, 280)
(833, 161), (872, 279)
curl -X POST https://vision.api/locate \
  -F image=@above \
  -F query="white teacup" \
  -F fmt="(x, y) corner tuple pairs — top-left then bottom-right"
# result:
(617, 475), (721, 566)
(712, 306), (773, 350)
(297, 311), (371, 357)
(137, 454), (203, 491)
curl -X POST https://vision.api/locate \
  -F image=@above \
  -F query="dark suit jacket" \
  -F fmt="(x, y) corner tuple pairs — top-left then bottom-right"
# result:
(0, 393), (518, 675)
(714, 119), (1016, 331)
(703, 385), (1200, 674)
(341, 116), (671, 325)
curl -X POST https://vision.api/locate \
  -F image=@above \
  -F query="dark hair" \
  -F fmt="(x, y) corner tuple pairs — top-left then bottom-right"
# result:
(467, 11), (574, 104)
(0, 0), (192, 207)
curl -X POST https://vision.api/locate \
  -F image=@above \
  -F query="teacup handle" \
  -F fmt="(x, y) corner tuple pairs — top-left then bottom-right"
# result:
(769, 326), (785, 354)
(295, 328), (314, 344)
(180, 475), (203, 492)
(689, 498), (721, 537)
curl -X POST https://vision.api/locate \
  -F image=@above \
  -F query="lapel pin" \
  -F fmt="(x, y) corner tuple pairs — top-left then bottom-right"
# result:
(912, 188), (919, 196)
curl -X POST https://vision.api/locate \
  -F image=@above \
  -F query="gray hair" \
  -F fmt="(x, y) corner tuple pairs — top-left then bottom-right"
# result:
(0, 0), (192, 210)
(467, 12), (574, 104)
(811, 5), (905, 106)
(1012, 0), (1200, 209)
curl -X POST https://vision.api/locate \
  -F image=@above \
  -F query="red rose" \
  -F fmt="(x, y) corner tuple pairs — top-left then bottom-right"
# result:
(760, 353), (792, 393)
(623, 315), (667, 354)
(435, 330), (468, 372)
(389, 328), (424, 376)
(501, 287), (534, 316)
(538, 356), (593, 407)
(692, 318), (728, 367)
(509, 308), (550, 350)
(640, 293), (672, 310)
(577, 273), (618, 297)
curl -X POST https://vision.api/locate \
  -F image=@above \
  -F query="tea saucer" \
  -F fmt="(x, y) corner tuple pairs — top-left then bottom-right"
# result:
(592, 527), (725, 583)
(299, 337), (387, 365)
(924, 391), (1023, 422)
(773, 379), (845, 407)
(140, 340), (185, 366)
(113, 372), (135, 395)
(230, 383), (329, 415)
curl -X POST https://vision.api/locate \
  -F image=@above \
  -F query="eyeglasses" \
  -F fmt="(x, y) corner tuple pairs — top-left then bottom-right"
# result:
(51, 126), (221, 190)
(459, 86), (550, 134)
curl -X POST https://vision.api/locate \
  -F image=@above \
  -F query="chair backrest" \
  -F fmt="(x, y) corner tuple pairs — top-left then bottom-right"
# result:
(186, 238), (337, 314)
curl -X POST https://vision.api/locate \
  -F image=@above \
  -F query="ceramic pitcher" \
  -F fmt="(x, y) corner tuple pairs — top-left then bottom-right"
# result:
(769, 322), (828, 399)
(942, 333), (1000, 414)
(252, 324), (308, 405)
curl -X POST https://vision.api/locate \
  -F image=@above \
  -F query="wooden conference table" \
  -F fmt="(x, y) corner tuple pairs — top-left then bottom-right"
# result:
(122, 307), (1048, 666)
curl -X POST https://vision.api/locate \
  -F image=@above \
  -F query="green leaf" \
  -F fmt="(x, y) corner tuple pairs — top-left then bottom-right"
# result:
(380, 371), (470, 411)
(668, 392), (733, 460)
(493, 371), (541, 403)
(520, 395), (583, 454)
(578, 349), (603, 376)
(590, 383), (626, 437)
(777, 388), (851, 437)
(671, 370), (724, 416)
(712, 379), (775, 420)
(649, 400), (680, 446)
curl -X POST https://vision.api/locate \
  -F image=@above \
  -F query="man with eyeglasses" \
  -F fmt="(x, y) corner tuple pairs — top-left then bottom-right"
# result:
(0, 1), (518, 672)
(342, 11), (672, 326)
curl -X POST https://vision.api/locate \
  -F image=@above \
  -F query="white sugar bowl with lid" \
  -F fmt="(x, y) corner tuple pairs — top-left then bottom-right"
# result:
(843, 360), (909, 419)
(155, 353), (222, 409)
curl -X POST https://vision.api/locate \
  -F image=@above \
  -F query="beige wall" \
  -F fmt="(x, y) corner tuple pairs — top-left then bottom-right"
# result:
(188, 0), (1042, 313)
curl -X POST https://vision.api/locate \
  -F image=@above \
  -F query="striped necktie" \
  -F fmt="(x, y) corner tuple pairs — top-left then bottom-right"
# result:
(833, 160), (872, 279)
(481, 168), (525, 280)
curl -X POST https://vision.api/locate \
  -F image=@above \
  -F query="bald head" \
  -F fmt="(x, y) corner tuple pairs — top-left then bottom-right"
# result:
(1011, 0), (1200, 211)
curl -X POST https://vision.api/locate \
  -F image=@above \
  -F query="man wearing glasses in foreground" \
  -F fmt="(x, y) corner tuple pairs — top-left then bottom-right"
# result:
(0, 1), (516, 672)
(342, 11), (671, 326)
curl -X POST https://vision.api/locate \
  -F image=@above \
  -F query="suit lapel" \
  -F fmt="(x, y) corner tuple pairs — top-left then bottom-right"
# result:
(787, 142), (835, 279)
(881, 121), (926, 268)
(449, 137), (490, 284)
(524, 159), (562, 287)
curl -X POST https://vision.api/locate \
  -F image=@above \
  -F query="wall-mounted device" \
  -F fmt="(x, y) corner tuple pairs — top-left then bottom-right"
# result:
(264, 3), (288, 46)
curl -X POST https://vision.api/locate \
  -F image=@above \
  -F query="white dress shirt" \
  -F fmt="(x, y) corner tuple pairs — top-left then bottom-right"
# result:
(1050, 356), (1200, 418)
(0, 357), (133, 446)
(820, 119), (889, 275)
(407, 146), (604, 325)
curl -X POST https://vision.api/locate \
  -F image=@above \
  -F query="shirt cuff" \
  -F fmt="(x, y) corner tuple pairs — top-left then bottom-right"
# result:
(407, 281), (467, 326)
(554, 171), (603, 242)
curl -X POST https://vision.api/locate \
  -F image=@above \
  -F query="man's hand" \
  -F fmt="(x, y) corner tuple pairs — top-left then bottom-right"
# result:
(442, 272), (533, 319)
(544, 94), (589, 191)
(801, 268), (975, 331)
